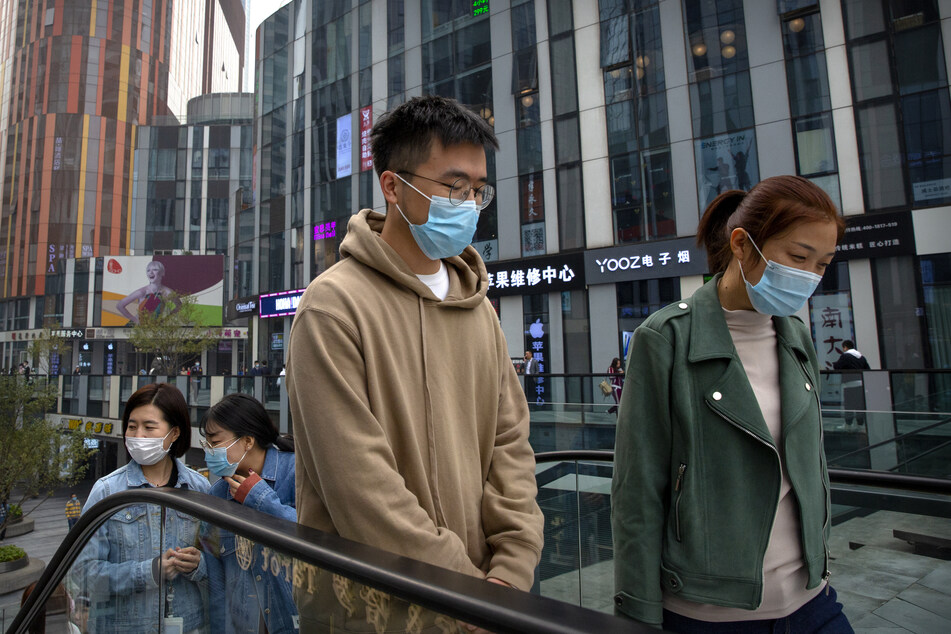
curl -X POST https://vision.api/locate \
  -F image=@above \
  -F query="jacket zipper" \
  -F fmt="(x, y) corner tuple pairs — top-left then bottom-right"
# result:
(795, 356), (833, 593)
(674, 463), (687, 542)
(710, 407), (781, 607)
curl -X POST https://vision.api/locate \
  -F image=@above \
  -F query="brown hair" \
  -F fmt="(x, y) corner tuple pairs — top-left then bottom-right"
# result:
(122, 383), (191, 458)
(696, 175), (845, 274)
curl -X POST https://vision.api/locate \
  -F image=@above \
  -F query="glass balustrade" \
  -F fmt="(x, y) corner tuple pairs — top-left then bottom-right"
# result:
(10, 490), (638, 634)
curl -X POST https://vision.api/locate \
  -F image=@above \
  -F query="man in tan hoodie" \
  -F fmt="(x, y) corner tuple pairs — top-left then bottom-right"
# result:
(287, 96), (544, 631)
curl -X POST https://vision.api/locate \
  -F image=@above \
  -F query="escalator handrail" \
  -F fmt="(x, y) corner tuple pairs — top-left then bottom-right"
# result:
(535, 450), (951, 495)
(9, 488), (643, 634)
(827, 414), (951, 463)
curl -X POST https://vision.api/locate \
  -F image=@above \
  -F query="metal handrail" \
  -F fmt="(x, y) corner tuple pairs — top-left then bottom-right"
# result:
(536, 450), (951, 496)
(9, 489), (642, 634)
(828, 414), (951, 464)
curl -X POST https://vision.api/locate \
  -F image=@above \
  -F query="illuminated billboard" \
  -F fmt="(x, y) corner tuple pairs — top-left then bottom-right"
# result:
(101, 255), (224, 327)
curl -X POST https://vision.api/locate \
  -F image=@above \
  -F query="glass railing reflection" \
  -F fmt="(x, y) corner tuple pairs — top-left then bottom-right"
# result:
(533, 453), (951, 626)
(16, 489), (636, 634)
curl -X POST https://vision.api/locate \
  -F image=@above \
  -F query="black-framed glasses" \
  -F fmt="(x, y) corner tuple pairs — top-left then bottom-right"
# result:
(399, 171), (495, 211)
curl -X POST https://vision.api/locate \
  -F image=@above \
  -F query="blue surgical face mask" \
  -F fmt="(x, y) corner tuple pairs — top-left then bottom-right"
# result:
(739, 231), (822, 317)
(203, 437), (248, 478)
(395, 174), (479, 260)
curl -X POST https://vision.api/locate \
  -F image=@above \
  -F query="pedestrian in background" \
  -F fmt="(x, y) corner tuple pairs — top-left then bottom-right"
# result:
(833, 340), (870, 371)
(65, 493), (82, 530)
(607, 357), (624, 414)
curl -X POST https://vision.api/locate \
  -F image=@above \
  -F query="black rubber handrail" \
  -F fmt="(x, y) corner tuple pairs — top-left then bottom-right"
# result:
(828, 415), (951, 464)
(8, 488), (644, 634)
(536, 450), (951, 496)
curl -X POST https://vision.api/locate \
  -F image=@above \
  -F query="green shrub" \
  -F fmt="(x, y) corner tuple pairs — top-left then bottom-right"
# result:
(0, 545), (26, 563)
(9, 504), (22, 519)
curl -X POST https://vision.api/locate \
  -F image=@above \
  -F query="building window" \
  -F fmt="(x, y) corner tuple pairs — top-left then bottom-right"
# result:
(601, 1), (673, 244)
(550, 0), (585, 251)
(843, 0), (951, 211)
(782, 10), (841, 207)
(617, 277), (678, 354)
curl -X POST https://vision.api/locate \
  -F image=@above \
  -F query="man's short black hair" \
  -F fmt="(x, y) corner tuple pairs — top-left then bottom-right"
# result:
(842, 340), (854, 349)
(370, 95), (499, 177)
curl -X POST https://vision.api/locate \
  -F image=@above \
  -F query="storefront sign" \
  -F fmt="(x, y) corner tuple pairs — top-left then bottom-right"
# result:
(259, 288), (306, 318)
(55, 415), (119, 437)
(359, 106), (373, 172)
(835, 211), (915, 261)
(485, 253), (585, 297)
(336, 114), (352, 178)
(584, 237), (707, 285)
(314, 221), (337, 240)
(226, 296), (258, 322)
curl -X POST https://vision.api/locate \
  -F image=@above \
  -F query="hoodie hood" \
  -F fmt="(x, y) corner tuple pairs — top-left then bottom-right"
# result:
(339, 209), (488, 308)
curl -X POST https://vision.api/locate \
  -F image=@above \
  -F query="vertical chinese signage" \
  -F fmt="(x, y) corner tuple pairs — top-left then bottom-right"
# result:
(809, 292), (855, 370)
(524, 299), (549, 407)
(520, 173), (545, 257)
(473, 0), (489, 16)
(336, 114), (352, 179)
(360, 107), (373, 172)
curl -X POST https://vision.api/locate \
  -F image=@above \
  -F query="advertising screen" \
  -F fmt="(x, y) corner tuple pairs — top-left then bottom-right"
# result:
(101, 255), (224, 327)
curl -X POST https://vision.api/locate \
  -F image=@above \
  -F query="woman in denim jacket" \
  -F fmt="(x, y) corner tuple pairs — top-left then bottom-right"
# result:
(200, 393), (298, 633)
(73, 383), (210, 633)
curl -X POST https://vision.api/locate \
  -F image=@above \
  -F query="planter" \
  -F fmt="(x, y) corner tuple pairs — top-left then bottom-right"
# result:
(5, 517), (34, 537)
(0, 554), (29, 573)
(0, 555), (45, 596)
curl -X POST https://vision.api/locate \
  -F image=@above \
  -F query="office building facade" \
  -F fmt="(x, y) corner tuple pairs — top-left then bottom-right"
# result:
(245, 0), (950, 399)
(0, 0), (245, 368)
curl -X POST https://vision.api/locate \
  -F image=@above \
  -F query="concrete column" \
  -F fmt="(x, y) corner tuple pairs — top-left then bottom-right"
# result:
(863, 370), (897, 470)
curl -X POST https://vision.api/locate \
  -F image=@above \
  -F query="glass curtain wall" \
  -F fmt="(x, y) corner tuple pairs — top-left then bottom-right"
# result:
(684, 0), (759, 208)
(420, 0), (498, 260)
(599, 0), (674, 244)
(311, 0), (352, 278)
(548, 0), (585, 251)
(842, 0), (951, 211)
(513, 0), (546, 257)
(781, 9), (842, 208)
(358, 1), (375, 210)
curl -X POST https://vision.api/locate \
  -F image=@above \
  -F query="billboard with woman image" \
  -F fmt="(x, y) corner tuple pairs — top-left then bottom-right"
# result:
(101, 255), (224, 327)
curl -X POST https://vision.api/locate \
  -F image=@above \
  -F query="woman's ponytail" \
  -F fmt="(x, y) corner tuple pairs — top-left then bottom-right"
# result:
(696, 189), (746, 274)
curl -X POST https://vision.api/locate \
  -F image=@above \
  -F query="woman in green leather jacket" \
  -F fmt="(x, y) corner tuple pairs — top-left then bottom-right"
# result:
(612, 175), (852, 633)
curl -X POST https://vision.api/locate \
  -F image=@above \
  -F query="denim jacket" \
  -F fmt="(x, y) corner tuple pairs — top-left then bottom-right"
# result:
(206, 447), (298, 633)
(73, 458), (211, 633)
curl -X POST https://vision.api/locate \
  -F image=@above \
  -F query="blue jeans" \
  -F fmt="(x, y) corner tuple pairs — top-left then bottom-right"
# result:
(663, 586), (853, 634)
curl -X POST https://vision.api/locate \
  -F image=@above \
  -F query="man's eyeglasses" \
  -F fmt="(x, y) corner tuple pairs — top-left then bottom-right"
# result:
(199, 436), (239, 451)
(398, 172), (495, 211)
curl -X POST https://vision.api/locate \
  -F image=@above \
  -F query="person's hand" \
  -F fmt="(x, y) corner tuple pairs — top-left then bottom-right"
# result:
(159, 549), (180, 581)
(224, 473), (245, 499)
(169, 546), (201, 574)
(457, 578), (511, 632)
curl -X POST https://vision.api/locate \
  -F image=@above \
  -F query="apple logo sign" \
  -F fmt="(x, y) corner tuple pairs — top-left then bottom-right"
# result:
(528, 319), (545, 339)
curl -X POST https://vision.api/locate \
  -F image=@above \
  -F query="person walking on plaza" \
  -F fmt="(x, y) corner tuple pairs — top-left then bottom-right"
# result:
(607, 357), (624, 415)
(287, 95), (543, 631)
(0, 498), (8, 541)
(65, 493), (82, 530)
(834, 340), (870, 429)
(612, 176), (852, 632)
(833, 340), (870, 370)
